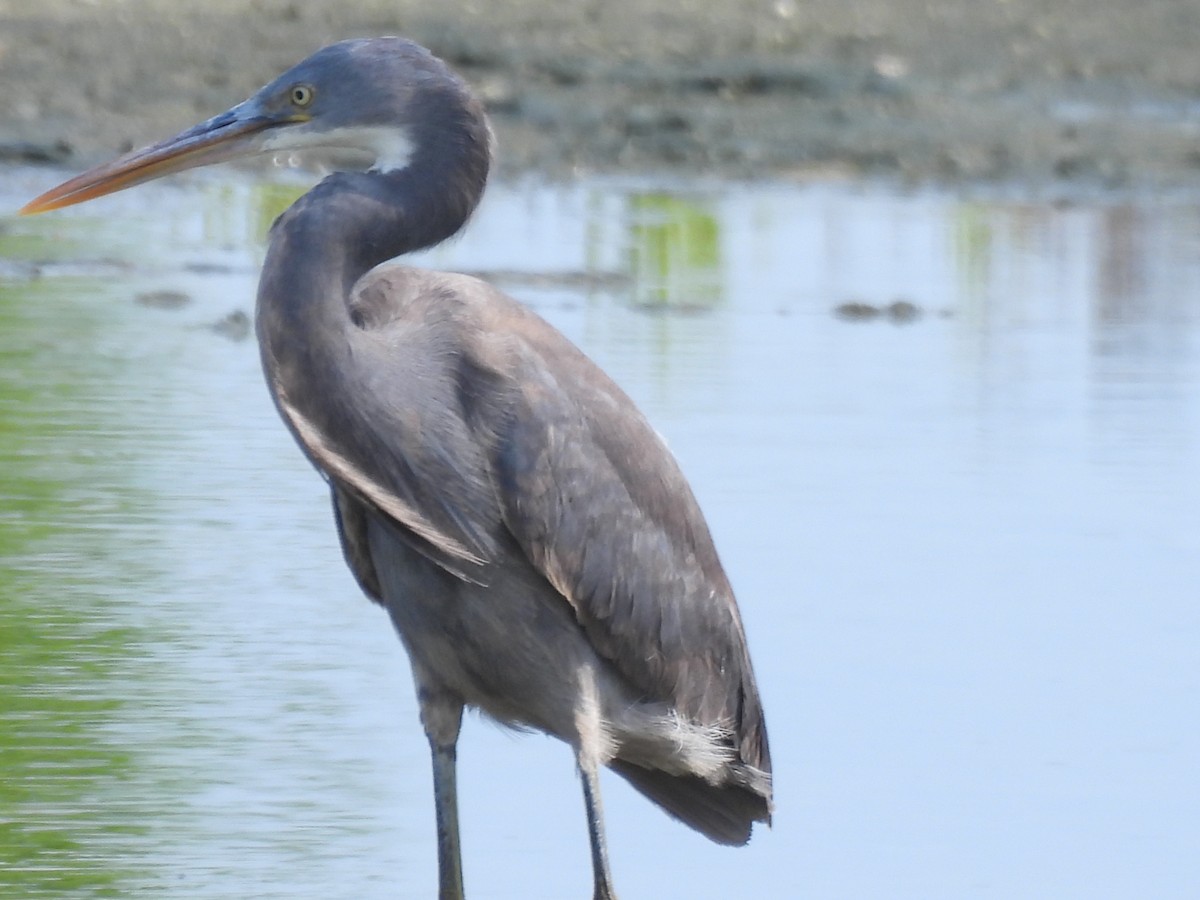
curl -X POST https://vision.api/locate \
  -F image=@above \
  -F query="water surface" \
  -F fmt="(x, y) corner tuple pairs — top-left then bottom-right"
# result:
(2, 168), (1199, 898)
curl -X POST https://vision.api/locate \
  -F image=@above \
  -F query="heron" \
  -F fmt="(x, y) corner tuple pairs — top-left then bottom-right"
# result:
(21, 37), (772, 899)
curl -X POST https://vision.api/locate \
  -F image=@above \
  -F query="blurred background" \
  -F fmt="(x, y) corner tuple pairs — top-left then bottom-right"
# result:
(3, 0), (1200, 183)
(2, 2), (1199, 898)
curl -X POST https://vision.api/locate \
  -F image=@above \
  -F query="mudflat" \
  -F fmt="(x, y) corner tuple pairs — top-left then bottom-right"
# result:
(1, 0), (1198, 186)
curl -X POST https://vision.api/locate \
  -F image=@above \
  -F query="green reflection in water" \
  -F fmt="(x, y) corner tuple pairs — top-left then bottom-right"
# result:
(952, 202), (994, 325)
(0, 267), (162, 895)
(250, 181), (308, 238)
(0, 173), (365, 895)
(198, 178), (307, 246)
(627, 194), (723, 312)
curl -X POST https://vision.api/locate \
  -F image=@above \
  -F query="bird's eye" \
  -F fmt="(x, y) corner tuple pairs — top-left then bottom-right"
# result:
(290, 84), (315, 107)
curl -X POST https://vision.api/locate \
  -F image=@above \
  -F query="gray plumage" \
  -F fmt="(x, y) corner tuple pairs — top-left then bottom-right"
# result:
(22, 37), (772, 899)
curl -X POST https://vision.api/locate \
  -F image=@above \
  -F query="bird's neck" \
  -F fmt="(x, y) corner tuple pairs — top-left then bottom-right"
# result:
(263, 159), (486, 309)
(254, 142), (489, 399)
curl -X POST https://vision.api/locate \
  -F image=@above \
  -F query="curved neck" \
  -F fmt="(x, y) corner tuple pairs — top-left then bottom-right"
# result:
(262, 167), (470, 301)
(254, 127), (490, 397)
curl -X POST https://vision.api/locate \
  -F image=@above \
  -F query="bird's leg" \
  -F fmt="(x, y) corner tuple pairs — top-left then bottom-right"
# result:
(574, 667), (618, 900)
(431, 740), (464, 900)
(579, 756), (618, 900)
(420, 688), (466, 900)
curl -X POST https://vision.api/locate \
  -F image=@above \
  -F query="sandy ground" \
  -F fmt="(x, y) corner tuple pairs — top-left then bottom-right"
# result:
(1, 0), (1199, 187)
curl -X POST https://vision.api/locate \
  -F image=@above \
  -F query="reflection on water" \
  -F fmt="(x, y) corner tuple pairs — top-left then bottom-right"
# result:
(0, 270), (162, 896)
(2, 169), (1199, 898)
(627, 193), (723, 312)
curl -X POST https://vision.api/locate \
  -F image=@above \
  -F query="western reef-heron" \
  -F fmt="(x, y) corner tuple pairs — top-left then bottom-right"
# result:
(22, 37), (772, 899)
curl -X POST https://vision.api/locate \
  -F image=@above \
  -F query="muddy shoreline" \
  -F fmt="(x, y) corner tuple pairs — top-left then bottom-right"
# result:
(2, 0), (1199, 187)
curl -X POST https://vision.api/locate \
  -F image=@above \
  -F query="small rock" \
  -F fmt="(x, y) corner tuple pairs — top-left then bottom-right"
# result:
(835, 301), (881, 320)
(886, 300), (921, 322)
(207, 309), (252, 341)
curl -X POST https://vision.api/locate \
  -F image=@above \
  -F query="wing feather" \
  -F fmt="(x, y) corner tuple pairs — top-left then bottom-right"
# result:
(490, 307), (771, 774)
(276, 384), (486, 568)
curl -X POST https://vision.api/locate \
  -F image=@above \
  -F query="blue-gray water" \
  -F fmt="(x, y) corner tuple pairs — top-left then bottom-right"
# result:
(2, 167), (1198, 898)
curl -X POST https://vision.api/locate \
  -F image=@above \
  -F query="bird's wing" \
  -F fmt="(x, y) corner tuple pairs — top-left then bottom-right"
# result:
(271, 264), (767, 769)
(271, 379), (492, 583)
(330, 482), (383, 601)
(262, 268), (514, 584)
(489, 297), (770, 771)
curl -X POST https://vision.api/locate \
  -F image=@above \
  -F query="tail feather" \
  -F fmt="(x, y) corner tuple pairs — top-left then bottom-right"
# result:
(609, 760), (772, 846)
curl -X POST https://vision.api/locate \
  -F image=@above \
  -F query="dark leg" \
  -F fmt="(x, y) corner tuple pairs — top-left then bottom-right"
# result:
(579, 756), (618, 900)
(420, 689), (465, 900)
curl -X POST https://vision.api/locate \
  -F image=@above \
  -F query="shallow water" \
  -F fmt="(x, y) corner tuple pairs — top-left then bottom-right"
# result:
(2, 167), (1199, 899)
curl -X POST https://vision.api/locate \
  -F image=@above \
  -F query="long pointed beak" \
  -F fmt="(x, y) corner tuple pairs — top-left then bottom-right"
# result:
(19, 106), (289, 215)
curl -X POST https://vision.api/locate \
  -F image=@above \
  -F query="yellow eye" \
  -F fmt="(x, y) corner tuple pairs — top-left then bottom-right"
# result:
(290, 84), (315, 107)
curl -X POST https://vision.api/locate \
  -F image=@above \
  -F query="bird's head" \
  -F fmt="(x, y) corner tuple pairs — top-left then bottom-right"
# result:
(21, 37), (489, 215)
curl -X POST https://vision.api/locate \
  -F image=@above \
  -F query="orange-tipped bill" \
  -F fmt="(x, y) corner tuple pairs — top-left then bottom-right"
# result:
(20, 107), (280, 215)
